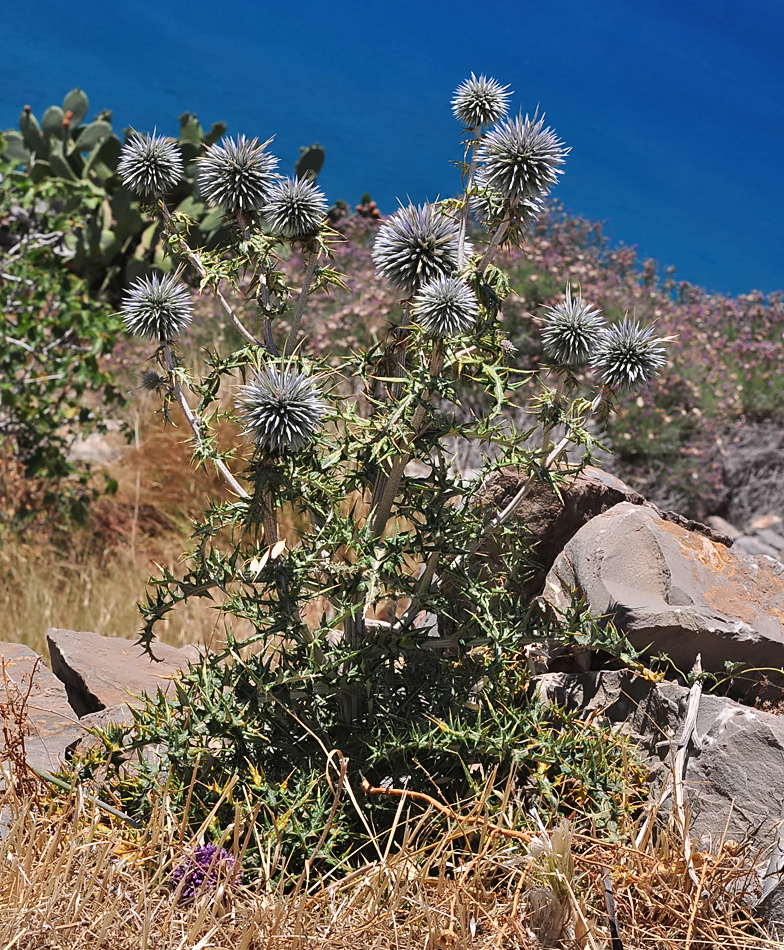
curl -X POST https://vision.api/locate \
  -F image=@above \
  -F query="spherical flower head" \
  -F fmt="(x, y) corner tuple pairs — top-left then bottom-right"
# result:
(452, 73), (511, 128)
(237, 363), (325, 453)
(593, 318), (669, 391)
(138, 368), (168, 393)
(118, 130), (183, 197)
(121, 273), (193, 342)
(169, 844), (237, 904)
(541, 286), (606, 366)
(372, 203), (461, 298)
(263, 176), (327, 239)
(477, 113), (569, 205)
(197, 134), (279, 213)
(412, 275), (478, 338)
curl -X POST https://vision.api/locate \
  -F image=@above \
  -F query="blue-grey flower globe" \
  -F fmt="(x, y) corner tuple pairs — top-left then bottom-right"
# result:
(197, 135), (279, 213)
(412, 276), (479, 338)
(451, 73), (512, 128)
(121, 274), (193, 342)
(237, 364), (325, 453)
(372, 203), (461, 298)
(541, 286), (606, 366)
(593, 319), (669, 391)
(263, 177), (327, 239)
(477, 113), (569, 205)
(118, 130), (184, 197)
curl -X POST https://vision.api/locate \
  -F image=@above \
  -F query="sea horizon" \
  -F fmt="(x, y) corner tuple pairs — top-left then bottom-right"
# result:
(2, 0), (782, 297)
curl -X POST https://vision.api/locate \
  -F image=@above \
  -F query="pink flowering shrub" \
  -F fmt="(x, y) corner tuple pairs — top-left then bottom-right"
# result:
(292, 202), (783, 519)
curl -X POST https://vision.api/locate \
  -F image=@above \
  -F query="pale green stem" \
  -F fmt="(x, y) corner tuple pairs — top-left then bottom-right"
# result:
(478, 216), (510, 274)
(457, 125), (482, 270)
(157, 197), (260, 347)
(389, 388), (609, 629)
(162, 344), (250, 500)
(369, 345), (444, 540)
(284, 251), (320, 356)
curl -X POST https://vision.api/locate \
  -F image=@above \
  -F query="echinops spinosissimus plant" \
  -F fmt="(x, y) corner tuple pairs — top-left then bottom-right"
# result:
(70, 77), (666, 875)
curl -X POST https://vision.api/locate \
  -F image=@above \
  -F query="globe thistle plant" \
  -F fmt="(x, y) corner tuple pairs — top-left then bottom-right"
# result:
(478, 113), (569, 205)
(197, 134), (279, 213)
(117, 130), (183, 197)
(237, 363), (326, 453)
(541, 286), (606, 367)
(264, 176), (328, 239)
(412, 275), (479, 338)
(593, 318), (669, 391)
(452, 73), (512, 128)
(372, 203), (462, 298)
(121, 273), (193, 342)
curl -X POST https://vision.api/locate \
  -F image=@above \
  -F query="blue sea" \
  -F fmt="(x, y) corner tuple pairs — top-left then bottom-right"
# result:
(1, 0), (782, 296)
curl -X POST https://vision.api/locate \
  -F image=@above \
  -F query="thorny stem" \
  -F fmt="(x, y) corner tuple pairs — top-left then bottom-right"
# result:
(162, 343), (250, 500)
(478, 216), (510, 273)
(369, 345), (444, 540)
(257, 273), (281, 357)
(157, 197), (260, 348)
(259, 455), (279, 546)
(284, 250), (320, 356)
(388, 388), (608, 633)
(457, 125), (482, 271)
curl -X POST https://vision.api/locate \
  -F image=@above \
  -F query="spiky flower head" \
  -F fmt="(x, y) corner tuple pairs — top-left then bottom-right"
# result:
(412, 275), (478, 338)
(169, 844), (237, 905)
(593, 318), (669, 391)
(197, 134), (279, 213)
(477, 113), (568, 204)
(121, 273), (193, 342)
(138, 369), (168, 393)
(118, 130), (183, 197)
(452, 73), (512, 128)
(237, 363), (325, 453)
(372, 203), (461, 298)
(541, 286), (606, 366)
(263, 176), (327, 239)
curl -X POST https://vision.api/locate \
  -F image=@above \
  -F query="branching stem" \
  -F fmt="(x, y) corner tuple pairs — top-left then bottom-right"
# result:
(162, 343), (250, 500)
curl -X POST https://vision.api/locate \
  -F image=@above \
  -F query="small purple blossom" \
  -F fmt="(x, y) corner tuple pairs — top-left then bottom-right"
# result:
(169, 844), (238, 903)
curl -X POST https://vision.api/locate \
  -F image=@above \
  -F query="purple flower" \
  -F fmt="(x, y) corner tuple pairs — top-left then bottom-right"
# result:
(169, 844), (238, 903)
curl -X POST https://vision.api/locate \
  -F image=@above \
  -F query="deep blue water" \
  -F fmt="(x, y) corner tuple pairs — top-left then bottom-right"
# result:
(2, 0), (782, 296)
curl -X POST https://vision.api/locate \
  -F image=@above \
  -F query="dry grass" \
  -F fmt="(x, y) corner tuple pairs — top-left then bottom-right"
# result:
(0, 390), (254, 658)
(0, 760), (778, 950)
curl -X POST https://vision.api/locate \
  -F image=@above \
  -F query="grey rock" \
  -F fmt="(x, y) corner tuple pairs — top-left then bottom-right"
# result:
(0, 641), (83, 774)
(544, 503), (784, 681)
(734, 535), (780, 559)
(47, 628), (199, 717)
(756, 528), (784, 552)
(706, 515), (742, 540)
(534, 669), (784, 930)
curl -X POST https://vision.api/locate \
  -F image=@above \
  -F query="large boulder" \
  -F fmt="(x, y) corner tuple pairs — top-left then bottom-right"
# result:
(544, 502), (784, 683)
(478, 466), (731, 598)
(0, 642), (84, 774)
(46, 628), (199, 717)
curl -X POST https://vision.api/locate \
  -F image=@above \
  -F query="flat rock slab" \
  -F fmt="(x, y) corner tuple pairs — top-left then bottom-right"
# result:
(0, 642), (83, 774)
(544, 502), (784, 679)
(47, 628), (199, 718)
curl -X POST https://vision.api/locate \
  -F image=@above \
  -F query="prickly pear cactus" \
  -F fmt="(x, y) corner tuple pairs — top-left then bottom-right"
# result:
(1, 90), (231, 296)
(294, 142), (325, 181)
